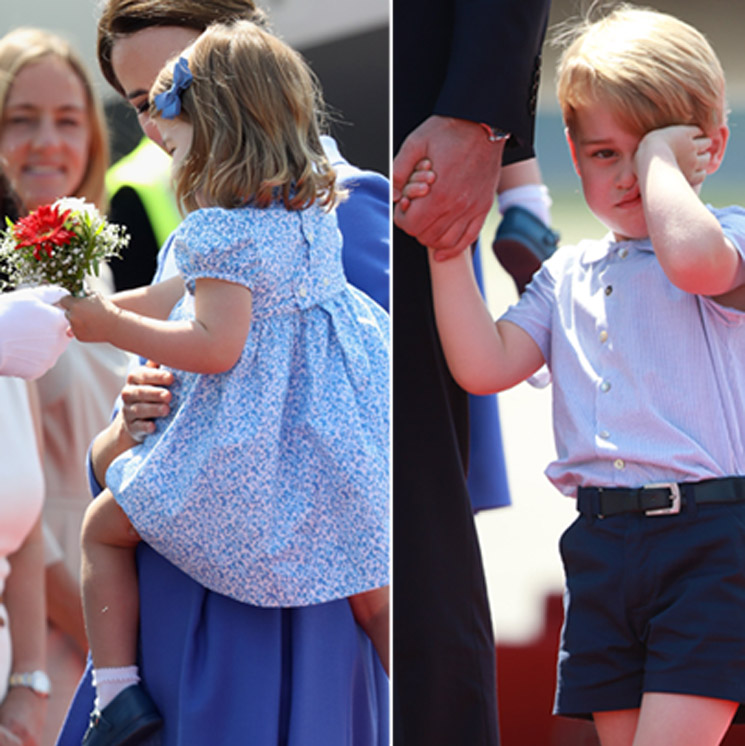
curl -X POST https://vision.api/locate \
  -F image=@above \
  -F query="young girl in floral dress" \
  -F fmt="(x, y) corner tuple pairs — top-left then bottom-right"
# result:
(62, 20), (389, 745)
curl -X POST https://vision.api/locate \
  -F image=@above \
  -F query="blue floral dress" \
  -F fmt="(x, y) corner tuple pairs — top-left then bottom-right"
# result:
(106, 202), (389, 607)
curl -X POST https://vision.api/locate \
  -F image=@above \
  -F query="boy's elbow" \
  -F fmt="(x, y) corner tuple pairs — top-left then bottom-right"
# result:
(665, 249), (736, 296)
(450, 366), (502, 396)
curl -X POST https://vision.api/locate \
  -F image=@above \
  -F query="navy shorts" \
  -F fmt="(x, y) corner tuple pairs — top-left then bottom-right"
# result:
(555, 500), (745, 719)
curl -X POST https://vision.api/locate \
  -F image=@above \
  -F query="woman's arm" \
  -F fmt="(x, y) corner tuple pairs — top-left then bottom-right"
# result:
(45, 559), (87, 657)
(428, 249), (544, 394)
(0, 518), (47, 746)
(62, 278), (252, 375)
(636, 124), (745, 297)
(89, 364), (175, 486)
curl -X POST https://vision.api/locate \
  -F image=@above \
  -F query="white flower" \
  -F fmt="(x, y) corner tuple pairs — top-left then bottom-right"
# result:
(53, 197), (97, 219)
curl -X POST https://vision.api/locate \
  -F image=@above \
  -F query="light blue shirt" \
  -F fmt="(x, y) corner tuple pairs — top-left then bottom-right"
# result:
(502, 205), (745, 497)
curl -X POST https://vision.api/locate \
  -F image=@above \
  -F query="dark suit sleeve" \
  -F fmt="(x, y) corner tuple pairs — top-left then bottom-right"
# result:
(433, 0), (551, 163)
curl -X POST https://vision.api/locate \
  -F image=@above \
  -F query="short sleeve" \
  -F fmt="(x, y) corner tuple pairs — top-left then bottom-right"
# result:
(500, 249), (566, 362)
(717, 205), (745, 261)
(172, 207), (262, 293)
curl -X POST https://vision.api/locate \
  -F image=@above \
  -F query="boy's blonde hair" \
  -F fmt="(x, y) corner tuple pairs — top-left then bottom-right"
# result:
(0, 28), (110, 211)
(556, 5), (727, 139)
(150, 19), (342, 214)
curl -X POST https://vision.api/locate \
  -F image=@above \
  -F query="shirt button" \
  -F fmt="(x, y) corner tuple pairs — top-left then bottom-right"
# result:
(600, 380), (611, 393)
(605, 286), (613, 296)
(298, 286), (308, 298)
(614, 458), (625, 470)
(599, 430), (611, 440)
(599, 330), (609, 343)
(619, 248), (629, 259)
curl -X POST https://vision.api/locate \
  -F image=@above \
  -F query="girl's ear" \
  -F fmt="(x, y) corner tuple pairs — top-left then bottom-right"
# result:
(705, 123), (729, 175)
(565, 127), (581, 176)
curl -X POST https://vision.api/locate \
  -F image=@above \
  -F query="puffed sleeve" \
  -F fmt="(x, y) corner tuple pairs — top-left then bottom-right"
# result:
(172, 207), (263, 293)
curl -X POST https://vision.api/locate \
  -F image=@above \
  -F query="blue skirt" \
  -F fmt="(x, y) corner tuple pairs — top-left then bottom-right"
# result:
(55, 542), (388, 746)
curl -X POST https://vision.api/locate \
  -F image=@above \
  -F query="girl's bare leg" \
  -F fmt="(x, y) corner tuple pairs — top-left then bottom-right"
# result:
(80, 488), (141, 668)
(348, 585), (390, 676)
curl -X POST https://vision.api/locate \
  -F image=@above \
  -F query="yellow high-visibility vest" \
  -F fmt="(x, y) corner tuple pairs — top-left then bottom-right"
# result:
(106, 137), (181, 248)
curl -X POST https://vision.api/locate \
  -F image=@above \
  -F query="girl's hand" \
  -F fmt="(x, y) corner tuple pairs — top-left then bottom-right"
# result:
(58, 292), (120, 343)
(396, 158), (437, 213)
(636, 125), (712, 188)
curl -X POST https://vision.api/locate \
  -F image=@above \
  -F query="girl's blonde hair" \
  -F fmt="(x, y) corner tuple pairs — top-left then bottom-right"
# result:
(0, 27), (110, 211)
(150, 19), (341, 214)
(556, 4), (727, 139)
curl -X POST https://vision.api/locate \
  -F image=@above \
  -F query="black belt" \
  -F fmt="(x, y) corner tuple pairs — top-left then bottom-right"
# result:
(577, 476), (745, 517)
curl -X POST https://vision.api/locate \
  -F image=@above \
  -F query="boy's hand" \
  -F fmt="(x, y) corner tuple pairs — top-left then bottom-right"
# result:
(636, 125), (712, 188)
(58, 292), (120, 343)
(396, 159), (436, 213)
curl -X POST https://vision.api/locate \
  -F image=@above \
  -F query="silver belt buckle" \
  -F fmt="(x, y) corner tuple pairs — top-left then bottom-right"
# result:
(644, 482), (681, 515)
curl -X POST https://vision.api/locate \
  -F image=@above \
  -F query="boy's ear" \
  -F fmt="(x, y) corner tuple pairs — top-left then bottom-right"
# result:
(705, 123), (729, 175)
(565, 127), (581, 175)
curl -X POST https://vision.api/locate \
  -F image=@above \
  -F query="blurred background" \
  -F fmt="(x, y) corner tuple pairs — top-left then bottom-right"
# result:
(477, 1), (745, 743)
(0, 0), (389, 175)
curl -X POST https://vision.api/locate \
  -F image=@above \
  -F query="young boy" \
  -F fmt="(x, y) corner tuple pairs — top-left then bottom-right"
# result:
(425, 6), (745, 746)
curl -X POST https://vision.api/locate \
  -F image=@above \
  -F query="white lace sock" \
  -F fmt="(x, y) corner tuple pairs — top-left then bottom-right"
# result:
(92, 665), (140, 710)
(497, 184), (552, 226)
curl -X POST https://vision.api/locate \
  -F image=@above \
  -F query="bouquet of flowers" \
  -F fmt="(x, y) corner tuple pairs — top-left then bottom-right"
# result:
(0, 197), (129, 297)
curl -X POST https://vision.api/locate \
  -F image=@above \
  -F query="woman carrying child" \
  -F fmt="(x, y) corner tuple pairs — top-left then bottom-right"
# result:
(62, 19), (389, 746)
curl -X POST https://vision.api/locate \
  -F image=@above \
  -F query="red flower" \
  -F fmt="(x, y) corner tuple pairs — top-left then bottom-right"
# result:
(13, 204), (76, 260)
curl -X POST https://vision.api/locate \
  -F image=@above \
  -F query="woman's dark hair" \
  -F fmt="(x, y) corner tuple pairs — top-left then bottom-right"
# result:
(0, 169), (21, 222)
(0, 170), (21, 289)
(97, 0), (267, 95)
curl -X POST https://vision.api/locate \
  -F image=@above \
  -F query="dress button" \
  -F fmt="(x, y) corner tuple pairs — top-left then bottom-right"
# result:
(600, 380), (611, 393)
(599, 330), (609, 343)
(614, 458), (625, 470)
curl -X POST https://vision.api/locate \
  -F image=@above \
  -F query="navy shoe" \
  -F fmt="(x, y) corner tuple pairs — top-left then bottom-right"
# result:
(82, 684), (163, 746)
(492, 205), (560, 294)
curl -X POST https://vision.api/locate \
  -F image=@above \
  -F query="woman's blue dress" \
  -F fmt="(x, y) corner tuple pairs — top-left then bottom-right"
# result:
(55, 141), (390, 745)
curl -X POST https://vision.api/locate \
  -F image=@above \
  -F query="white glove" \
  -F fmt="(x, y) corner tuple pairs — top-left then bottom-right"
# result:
(0, 286), (71, 380)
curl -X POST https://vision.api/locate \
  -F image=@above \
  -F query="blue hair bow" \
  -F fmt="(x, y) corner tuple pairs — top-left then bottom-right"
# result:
(154, 56), (193, 119)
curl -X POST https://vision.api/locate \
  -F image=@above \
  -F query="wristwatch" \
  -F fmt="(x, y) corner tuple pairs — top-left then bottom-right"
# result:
(479, 123), (510, 143)
(8, 670), (51, 698)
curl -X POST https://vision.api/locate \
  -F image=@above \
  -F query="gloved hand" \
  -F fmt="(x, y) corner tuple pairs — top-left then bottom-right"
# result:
(0, 286), (70, 379)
